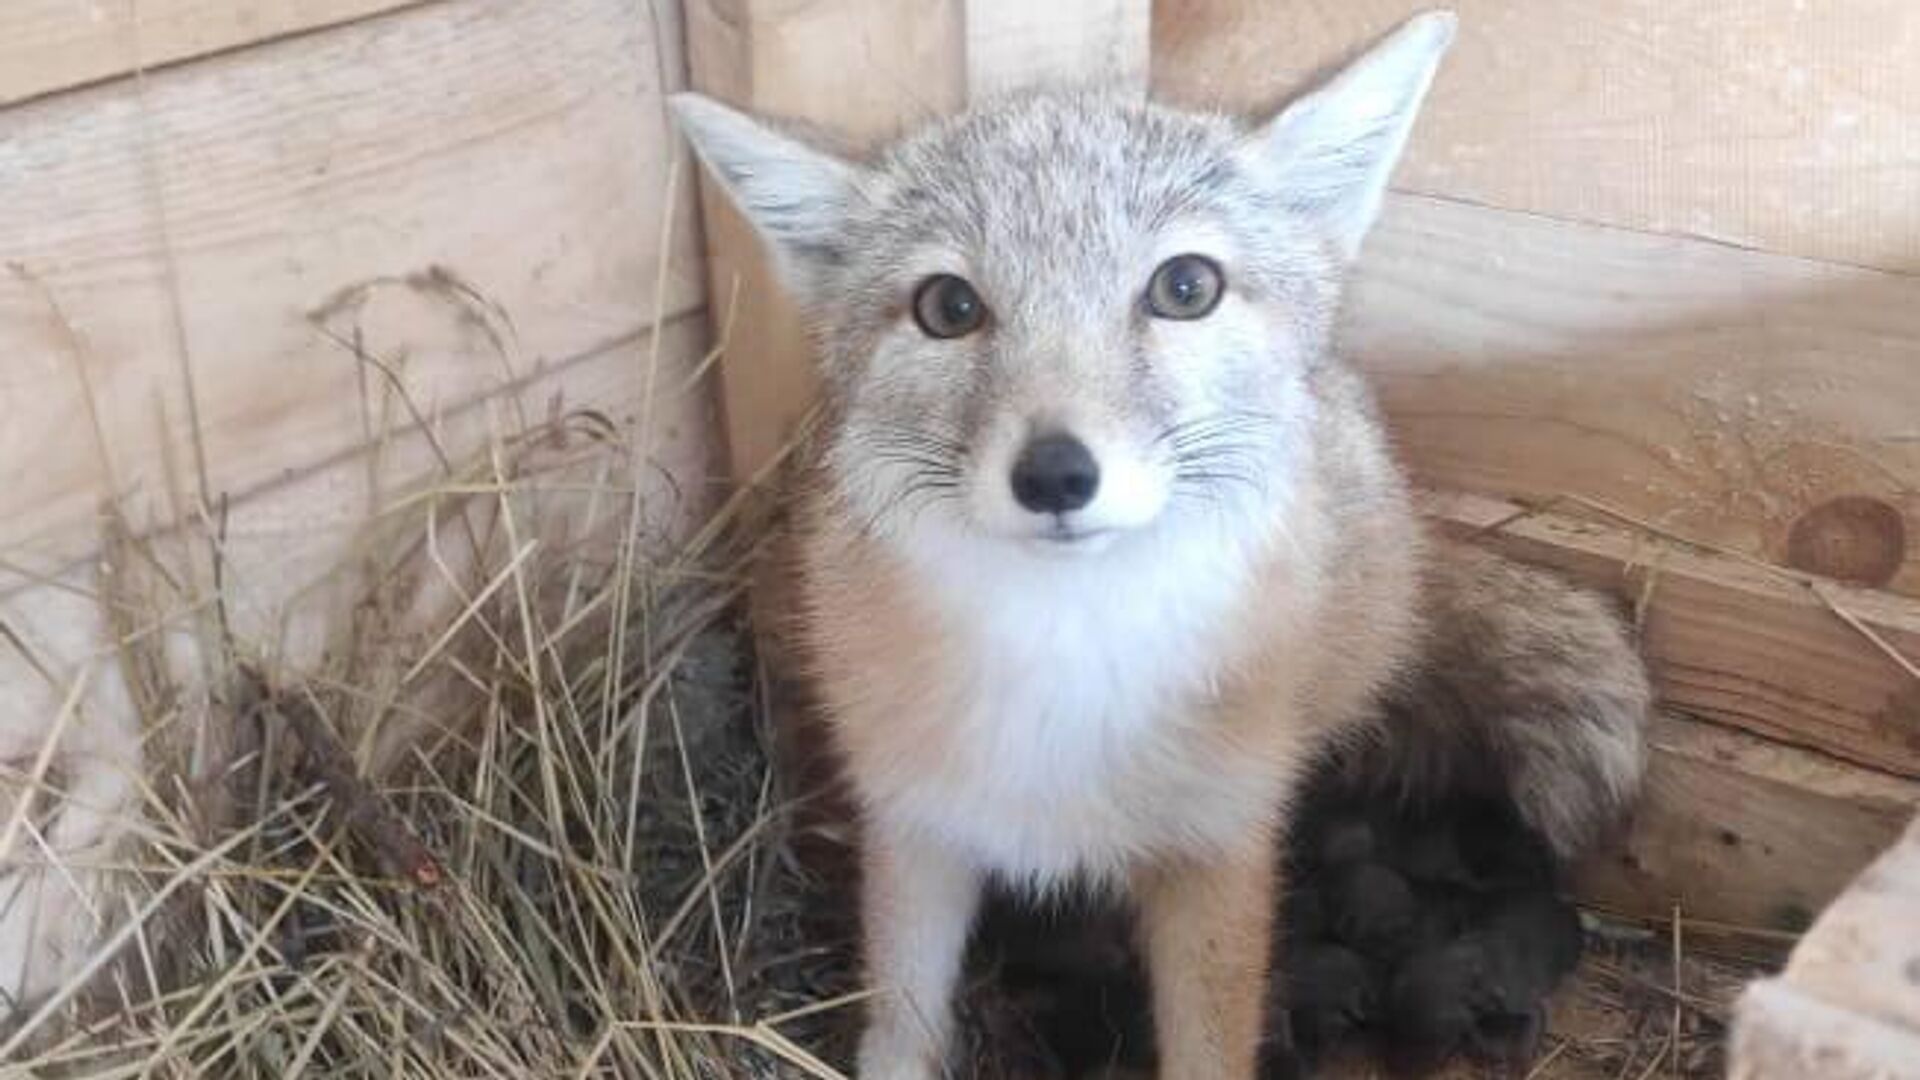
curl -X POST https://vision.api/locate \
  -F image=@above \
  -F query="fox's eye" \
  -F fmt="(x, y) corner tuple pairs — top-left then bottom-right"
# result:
(1145, 254), (1225, 320)
(911, 274), (989, 339)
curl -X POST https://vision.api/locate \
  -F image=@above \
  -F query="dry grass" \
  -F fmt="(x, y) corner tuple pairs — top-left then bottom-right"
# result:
(0, 355), (877, 1077)
(0, 392), (1780, 1080)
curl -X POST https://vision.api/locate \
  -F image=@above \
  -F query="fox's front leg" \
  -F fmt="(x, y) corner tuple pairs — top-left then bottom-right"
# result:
(855, 824), (981, 1079)
(1135, 834), (1279, 1080)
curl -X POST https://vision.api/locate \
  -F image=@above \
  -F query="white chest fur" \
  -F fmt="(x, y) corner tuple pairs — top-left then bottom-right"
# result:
(863, 515), (1303, 885)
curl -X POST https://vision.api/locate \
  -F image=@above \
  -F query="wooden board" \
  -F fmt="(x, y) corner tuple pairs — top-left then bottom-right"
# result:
(1151, 0), (1920, 274)
(1353, 193), (1920, 599)
(1440, 487), (1920, 928)
(0, 0), (704, 567)
(0, 0), (712, 714)
(965, 0), (1150, 99)
(0, 0), (431, 106)
(1429, 490), (1920, 778)
(1729, 814), (1920, 1077)
(0, 306), (714, 712)
(1575, 715), (1920, 933)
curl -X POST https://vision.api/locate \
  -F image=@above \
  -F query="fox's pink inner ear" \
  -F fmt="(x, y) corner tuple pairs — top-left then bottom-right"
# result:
(667, 92), (862, 298)
(1238, 10), (1457, 262)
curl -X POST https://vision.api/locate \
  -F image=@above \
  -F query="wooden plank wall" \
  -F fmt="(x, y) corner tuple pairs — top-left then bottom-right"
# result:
(1154, 0), (1920, 273)
(2, 1), (423, 105)
(0, 0), (714, 736)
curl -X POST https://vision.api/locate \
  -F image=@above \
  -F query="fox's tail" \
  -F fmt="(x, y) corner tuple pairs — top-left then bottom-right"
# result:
(1328, 541), (1653, 863)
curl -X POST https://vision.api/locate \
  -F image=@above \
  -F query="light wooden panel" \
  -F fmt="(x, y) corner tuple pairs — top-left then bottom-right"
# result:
(0, 0), (713, 723)
(1152, 0), (1920, 273)
(1431, 491), (1920, 779)
(1774, 810), (1920, 1040)
(0, 308), (714, 717)
(966, 0), (1150, 99)
(1576, 715), (1920, 932)
(0, 0), (704, 567)
(0, 0), (429, 106)
(1350, 193), (1920, 598)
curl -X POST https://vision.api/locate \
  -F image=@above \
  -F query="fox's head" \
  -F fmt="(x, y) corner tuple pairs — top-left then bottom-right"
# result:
(671, 13), (1453, 560)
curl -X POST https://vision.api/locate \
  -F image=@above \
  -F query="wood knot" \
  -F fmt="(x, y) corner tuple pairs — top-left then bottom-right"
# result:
(1786, 496), (1907, 587)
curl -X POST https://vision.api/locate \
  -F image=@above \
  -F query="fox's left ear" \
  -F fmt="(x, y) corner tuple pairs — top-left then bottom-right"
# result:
(667, 93), (861, 299)
(1239, 10), (1457, 261)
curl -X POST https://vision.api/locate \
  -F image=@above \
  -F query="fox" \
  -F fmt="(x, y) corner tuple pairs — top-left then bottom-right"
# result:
(669, 9), (1650, 1079)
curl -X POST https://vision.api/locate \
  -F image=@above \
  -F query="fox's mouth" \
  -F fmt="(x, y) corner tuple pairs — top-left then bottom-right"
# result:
(1025, 523), (1117, 554)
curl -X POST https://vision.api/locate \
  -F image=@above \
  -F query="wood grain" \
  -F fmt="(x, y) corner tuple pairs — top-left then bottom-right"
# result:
(1442, 483), (1920, 931)
(1430, 489), (1920, 778)
(0, 0), (712, 717)
(0, 0), (704, 565)
(1575, 715), (1920, 932)
(966, 0), (1150, 99)
(1353, 193), (1920, 598)
(0, 0), (431, 106)
(1152, 0), (1920, 273)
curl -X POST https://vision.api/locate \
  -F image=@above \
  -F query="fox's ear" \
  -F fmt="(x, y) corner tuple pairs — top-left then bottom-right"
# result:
(1239, 10), (1456, 261)
(667, 93), (861, 297)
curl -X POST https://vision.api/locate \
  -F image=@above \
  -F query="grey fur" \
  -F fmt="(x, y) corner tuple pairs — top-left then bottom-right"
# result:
(672, 77), (1646, 866)
(1344, 543), (1653, 859)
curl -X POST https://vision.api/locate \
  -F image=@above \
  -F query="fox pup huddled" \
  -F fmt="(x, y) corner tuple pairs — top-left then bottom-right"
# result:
(671, 10), (1650, 1078)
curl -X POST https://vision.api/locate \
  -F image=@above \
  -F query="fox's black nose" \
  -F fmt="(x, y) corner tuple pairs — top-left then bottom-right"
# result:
(1011, 433), (1100, 514)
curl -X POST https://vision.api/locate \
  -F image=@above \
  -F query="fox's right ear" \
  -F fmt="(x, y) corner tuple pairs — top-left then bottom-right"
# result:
(1238, 10), (1456, 262)
(668, 93), (861, 298)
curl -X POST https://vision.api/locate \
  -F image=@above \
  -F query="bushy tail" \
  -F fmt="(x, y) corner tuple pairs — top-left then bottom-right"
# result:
(1329, 540), (1653, 863)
